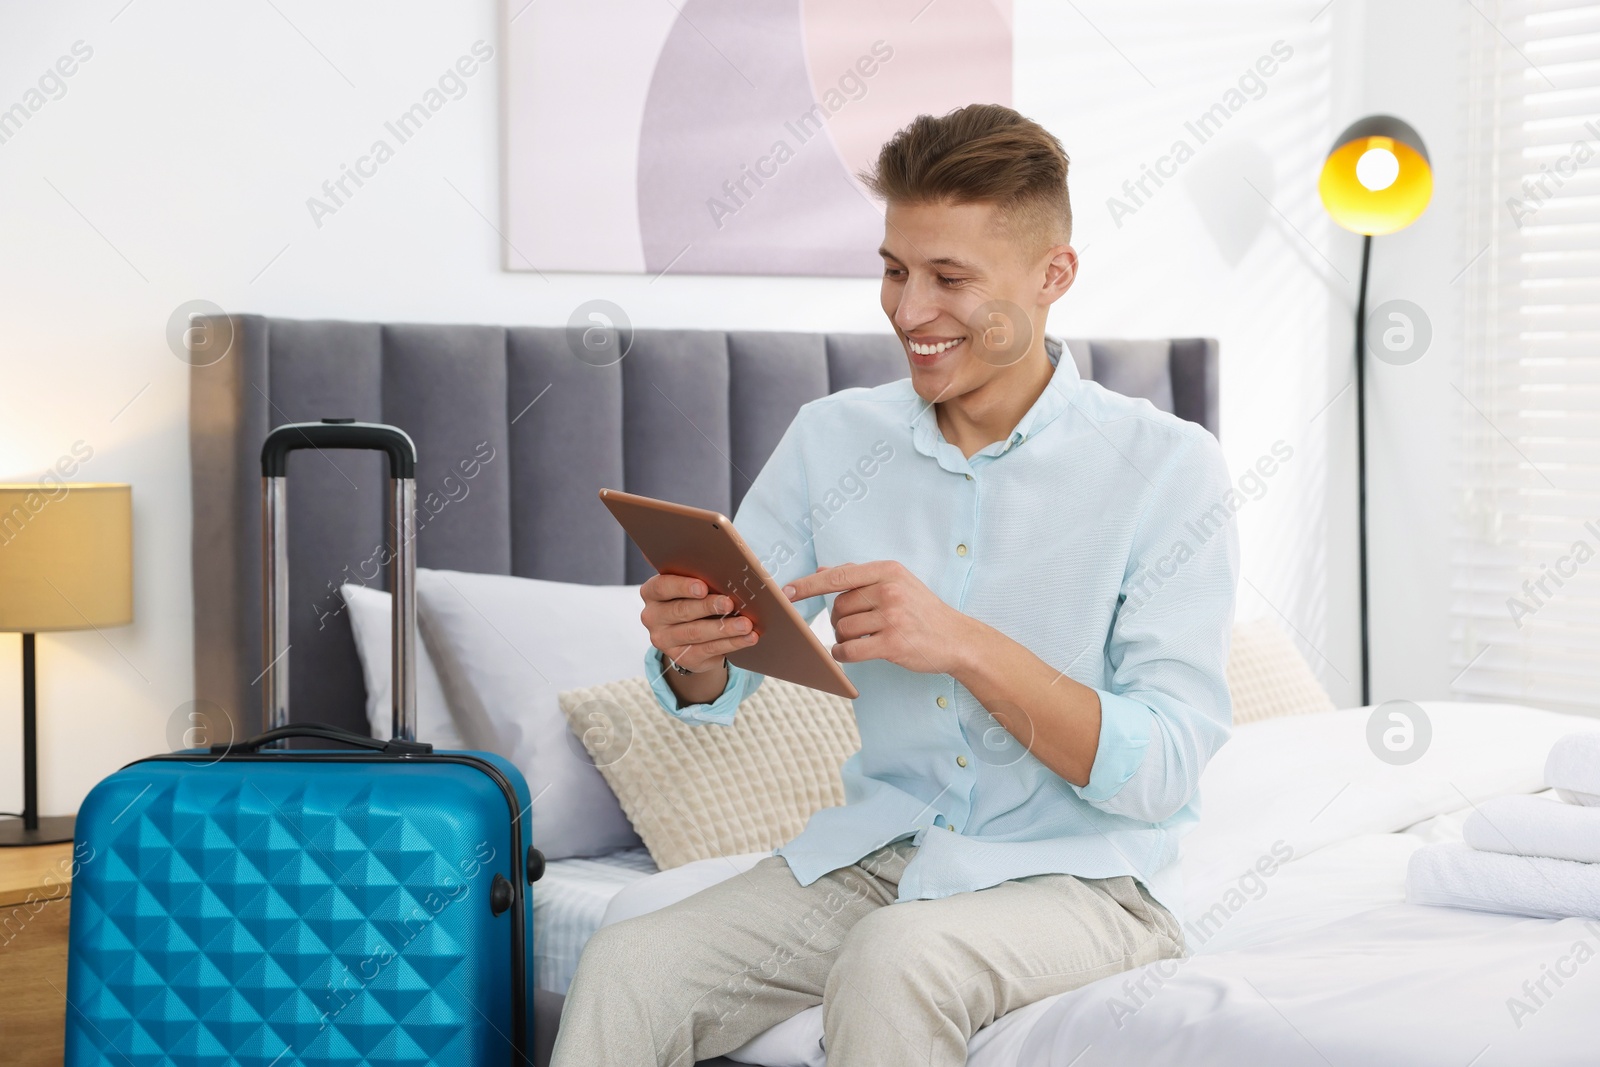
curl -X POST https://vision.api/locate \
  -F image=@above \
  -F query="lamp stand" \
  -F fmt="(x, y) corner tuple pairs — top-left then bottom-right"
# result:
(0, 633), (76, 847)
(1354, 234), (1373, 708)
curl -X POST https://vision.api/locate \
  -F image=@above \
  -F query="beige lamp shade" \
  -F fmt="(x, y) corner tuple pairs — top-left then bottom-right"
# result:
(0, 484), (132, 632)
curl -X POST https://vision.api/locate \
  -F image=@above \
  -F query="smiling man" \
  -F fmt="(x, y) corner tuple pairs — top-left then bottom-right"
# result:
(552, 103), (1239, 1067)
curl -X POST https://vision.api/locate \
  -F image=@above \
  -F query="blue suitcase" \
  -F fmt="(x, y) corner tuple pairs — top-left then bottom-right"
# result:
(64, 421), (542, 1066)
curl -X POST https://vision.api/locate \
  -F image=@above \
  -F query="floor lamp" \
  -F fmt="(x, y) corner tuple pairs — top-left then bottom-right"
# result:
(1317, 115), (1433, 706)
(0, 483), (133, 846)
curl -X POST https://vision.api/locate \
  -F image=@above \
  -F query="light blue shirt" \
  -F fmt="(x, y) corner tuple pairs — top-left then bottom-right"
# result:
(643, 345), (1239, 921)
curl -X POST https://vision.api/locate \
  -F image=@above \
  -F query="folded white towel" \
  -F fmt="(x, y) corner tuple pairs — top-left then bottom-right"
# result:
(1545, 730), (1600, 806)
(1462, 794), (1600, 864)
(1406, 841), (1600, 920)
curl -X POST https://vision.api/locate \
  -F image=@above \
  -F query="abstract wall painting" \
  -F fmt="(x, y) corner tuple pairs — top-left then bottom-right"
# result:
(505, 0), (1012, 277)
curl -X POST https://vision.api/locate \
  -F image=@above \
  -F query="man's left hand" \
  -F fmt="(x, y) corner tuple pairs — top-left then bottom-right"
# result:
(783, 561), (975, 676)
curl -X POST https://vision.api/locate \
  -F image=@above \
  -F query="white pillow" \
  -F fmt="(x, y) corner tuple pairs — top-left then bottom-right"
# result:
(807, 607), (836, 648)
(341, 583), (468, 749)
(415, 568), (648, 860)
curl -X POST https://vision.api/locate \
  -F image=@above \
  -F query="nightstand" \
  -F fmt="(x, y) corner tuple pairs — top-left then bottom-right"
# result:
(0, 842), (76, 1066)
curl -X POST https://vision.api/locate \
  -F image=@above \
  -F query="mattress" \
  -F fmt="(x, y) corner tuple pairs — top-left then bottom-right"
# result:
(533, 846), (659, 993)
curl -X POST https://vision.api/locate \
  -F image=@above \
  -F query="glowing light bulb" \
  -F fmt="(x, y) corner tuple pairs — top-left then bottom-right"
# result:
(1356, 147), (1400, 191)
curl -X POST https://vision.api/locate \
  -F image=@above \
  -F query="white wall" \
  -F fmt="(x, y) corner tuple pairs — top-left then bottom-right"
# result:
(0, 0), (1449, 815)
(1353, 0), (1471, 706)
(1016, 0), (1359, 704)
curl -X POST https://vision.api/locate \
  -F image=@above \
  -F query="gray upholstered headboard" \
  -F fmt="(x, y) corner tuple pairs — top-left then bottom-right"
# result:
(190, 316), (1218, 738)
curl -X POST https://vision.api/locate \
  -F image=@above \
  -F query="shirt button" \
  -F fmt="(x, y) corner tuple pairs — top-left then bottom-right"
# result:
(947, 823), (956, 831)
(964, 473), (973, 481)
(956, 543), (968, 557)
(936, 695), (948, 708)
(956, 755), (968, 768)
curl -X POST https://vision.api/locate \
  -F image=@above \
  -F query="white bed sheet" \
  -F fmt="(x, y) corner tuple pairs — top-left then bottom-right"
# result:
(534, 846), (658, 993)
(993, 798), (1598, 1066)
(590, 701), (1600, 1066)
(714, 796), (1596, 1067)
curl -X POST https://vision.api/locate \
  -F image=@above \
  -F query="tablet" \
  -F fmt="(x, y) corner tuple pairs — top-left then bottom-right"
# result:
(598, 488), (859, 699)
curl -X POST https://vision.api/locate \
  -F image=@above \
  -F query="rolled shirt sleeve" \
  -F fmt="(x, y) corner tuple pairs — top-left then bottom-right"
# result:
(643, 409), (823, 727)
(1072, 431), (1240, 824)
(1074, 688), (1154, 804)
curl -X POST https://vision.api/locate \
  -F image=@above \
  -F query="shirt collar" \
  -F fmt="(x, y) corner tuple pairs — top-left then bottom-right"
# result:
(908, 340), (1079, 469)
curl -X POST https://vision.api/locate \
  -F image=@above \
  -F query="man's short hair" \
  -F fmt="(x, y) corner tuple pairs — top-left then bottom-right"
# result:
(859, 103), (1072, 253)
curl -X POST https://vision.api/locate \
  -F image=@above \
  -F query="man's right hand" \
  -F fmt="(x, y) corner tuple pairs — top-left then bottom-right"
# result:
(640, 573), (760, 704)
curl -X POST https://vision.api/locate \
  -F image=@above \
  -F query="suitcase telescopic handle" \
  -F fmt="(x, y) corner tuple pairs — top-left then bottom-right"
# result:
(261, 421), (416, 479)
(260, 419), (420, 743)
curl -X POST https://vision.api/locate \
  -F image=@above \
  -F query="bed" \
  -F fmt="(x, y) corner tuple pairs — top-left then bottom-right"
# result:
(188, 316), (1594, 1065)
(522, 701), (1599, 1067)
(597, 701), (1600, 1066)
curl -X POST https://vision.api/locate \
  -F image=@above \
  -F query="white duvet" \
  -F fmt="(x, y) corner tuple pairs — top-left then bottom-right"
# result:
(598, 702), (1600, 1066)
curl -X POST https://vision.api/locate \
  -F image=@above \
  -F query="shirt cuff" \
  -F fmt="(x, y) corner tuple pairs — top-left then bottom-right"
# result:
(643, 645), (758, 726)
(1074, 688), (1155, 802)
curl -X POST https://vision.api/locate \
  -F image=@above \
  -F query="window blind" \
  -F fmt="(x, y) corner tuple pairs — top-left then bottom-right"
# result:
(1455, 0), (1600, 717)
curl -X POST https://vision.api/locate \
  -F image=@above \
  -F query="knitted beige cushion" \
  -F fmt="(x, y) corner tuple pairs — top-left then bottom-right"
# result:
(1227, 617), (1337, 725)
(557, 675), (860, 870)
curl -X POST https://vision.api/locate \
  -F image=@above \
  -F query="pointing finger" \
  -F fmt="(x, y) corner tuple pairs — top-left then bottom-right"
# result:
(785, 562), (870, 600)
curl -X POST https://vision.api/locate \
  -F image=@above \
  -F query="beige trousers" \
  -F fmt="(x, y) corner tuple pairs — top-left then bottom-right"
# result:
(550, 841), (1185, 1066)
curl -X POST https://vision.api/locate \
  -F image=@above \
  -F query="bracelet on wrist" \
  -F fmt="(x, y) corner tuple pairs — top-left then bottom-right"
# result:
(668, 654), (726, 677)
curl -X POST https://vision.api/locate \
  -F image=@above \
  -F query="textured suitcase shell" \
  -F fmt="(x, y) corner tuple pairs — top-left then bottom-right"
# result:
(64, 748), (534, 1065)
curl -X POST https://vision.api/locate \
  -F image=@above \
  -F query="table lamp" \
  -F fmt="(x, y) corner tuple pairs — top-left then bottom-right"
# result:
(0, 483), (132, 846)
(1318, 115), (1432, 706)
